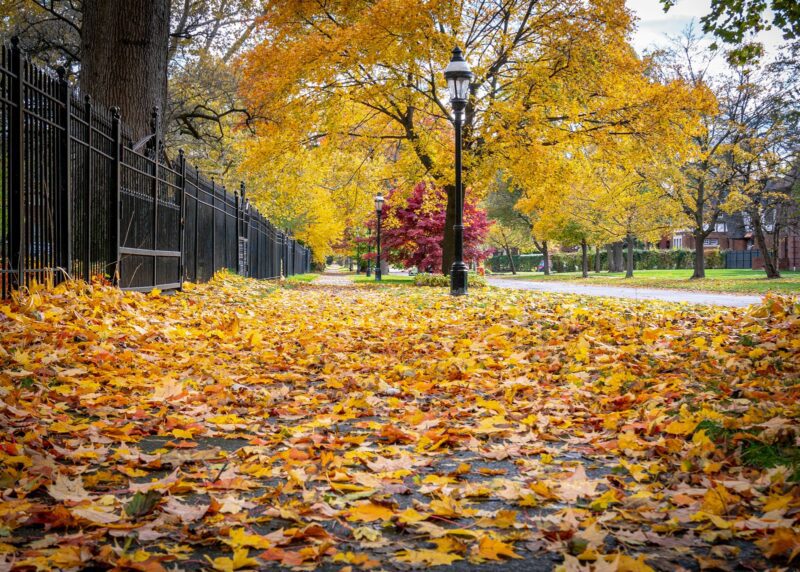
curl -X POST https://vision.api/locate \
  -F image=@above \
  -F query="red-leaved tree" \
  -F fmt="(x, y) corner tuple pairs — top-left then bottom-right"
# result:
(380, 182), (492, 273)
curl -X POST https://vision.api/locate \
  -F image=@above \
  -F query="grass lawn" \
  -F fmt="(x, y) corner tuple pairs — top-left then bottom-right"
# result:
(285, 273), (320, 283)
(492, 268), (800, 295)
(352, 273), (414, 285)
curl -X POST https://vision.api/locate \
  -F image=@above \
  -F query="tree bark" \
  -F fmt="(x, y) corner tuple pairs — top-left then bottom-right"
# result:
(80, 0), (170, 141)
(692, 231), (706, 279)
(542, 241), (550, 275)
(625, 234), (634, 278)
(504, 244), (516, 275)
(594, 246), (601, 273)
(751, 209), (781, 278)
(608, 242), (624, 272)
(581, 239), (589, 278)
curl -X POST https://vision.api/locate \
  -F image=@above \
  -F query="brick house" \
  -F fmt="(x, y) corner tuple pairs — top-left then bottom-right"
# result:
(662, 212), (800, 270)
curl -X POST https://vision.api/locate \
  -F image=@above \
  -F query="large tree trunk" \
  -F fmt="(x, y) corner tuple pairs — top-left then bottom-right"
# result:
(625, 234), (634, 278)
(81, 0), (170, 141)
(440, 183), (456, 275)
(608, 242), (624, 272)
(751, 209), (781, 279)
(692, 231), (706, 279)
(594, 246), (601, 273)
(581, 239), (589, 278)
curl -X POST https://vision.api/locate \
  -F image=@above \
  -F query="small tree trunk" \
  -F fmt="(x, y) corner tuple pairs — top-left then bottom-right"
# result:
(692, 232), (706, 279)
(499, 229), (516, 275)
(581, 239), (589, 278)
(752, 210), (781, 278)
(625, 234), (634, 278)
(542, 241), (550, 275)
(505, 243), (516, 275)
(594, 246), (601, 273)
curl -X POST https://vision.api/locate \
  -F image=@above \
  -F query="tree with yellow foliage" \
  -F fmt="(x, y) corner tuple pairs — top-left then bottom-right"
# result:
(238, 0), (708, 273)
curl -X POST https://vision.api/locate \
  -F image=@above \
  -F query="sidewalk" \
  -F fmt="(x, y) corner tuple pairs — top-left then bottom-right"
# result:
(315, 265), (355, 286)
(487, 277), (762, 307)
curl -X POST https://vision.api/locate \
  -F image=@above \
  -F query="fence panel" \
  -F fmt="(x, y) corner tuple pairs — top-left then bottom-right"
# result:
(726, 250), (757, 269)
(0, 43), (12, 297)
(0, 36), (311, 298)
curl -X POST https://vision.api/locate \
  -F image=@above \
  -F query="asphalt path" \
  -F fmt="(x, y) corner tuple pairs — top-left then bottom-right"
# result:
(487, 277), (762, 307)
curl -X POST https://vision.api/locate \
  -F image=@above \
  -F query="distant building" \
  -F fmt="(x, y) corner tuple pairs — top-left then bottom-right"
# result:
(662, 213), (799, 270)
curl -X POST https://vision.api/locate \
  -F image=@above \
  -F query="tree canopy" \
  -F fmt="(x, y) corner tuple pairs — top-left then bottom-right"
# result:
(238, 0), (711, 265)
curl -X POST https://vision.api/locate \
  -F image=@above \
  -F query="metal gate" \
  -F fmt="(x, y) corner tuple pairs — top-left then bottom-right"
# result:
(726, 250), (757, 269)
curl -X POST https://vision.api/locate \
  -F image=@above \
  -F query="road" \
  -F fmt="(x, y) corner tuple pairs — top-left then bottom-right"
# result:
(487, 277), (762, 307)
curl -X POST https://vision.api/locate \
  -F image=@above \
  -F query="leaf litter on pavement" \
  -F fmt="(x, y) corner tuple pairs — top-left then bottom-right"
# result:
(0, 273), (798, 571)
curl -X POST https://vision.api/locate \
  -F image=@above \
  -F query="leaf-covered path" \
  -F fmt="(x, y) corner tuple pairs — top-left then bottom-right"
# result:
(1, 275), (799, 571)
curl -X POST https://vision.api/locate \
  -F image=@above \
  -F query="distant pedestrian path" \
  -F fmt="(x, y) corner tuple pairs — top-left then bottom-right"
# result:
(315, 265), (355, 286)
(488, 277), (761, 307)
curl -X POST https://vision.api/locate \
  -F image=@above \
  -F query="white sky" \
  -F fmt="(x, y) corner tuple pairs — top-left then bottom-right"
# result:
(627, 0), (785, 65)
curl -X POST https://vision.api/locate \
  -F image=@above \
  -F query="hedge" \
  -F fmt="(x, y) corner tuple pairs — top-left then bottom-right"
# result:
(489, 253), (543, 272)
(490, 249), (727, 273)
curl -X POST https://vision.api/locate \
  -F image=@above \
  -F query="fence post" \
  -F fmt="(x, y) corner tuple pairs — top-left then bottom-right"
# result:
(194, 168), (200, 281)
(223, 184), (229, 270)
(149, 107), (160, 286)
(211, 178), (216, 273)
(83, 95), (92, 282)
(108, 107), (121, 285)
(237, 181), (245, 276)
(57, 66), (72, 276)
(9, 38), (25, 290)
(178, 149), (186, 287)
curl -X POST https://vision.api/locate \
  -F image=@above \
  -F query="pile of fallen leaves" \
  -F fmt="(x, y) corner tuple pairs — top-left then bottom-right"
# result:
(1, 274), (798, 571)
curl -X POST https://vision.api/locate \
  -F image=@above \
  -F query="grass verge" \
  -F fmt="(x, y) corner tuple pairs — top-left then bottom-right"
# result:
(490, 269), (800, 295)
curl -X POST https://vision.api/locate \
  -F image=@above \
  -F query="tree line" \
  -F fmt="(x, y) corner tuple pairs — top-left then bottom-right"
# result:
(2, 0), (798, 271)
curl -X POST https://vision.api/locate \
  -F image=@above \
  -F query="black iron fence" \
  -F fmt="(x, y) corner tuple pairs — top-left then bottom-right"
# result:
(0, 37), (311, 298)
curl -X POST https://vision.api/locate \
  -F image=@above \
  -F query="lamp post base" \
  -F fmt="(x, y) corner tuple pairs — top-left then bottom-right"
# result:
(450, 261), (468, 296)
(375, 267), (382, 281)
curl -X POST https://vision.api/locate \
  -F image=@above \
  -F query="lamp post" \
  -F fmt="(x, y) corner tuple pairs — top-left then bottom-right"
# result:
(374, 193), (385, 281)
(444, 47), (473, 296)
(366, 227), (372, 277)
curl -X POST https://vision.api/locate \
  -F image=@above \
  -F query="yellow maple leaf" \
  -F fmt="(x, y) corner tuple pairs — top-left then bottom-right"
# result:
(347, 502), (394, 522)
(205, 548), (260, 572)
(228, 528), (272, 550)
(473, 536), (522, 560)
(664, 419), (696, 435)
(395, 549), (462, 566)
(756, 527), (800, 562)
(396, 507), (429, 524)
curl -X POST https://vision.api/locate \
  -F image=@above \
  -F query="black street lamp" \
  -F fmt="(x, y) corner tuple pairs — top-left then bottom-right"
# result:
(444, 47), (473, 296)
(366, 227), (372, 277)
(374, 193), (385, 281)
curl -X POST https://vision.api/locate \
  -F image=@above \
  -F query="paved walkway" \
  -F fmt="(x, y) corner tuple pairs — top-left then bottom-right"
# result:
(315, 266), (355, 286)
(487, 277), (762, 307)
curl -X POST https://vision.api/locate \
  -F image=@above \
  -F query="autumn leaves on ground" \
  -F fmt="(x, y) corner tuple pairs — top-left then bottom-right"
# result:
(1, 276), (799, 571)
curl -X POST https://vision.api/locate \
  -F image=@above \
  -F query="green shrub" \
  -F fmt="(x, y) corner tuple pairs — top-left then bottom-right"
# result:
(489, 253), (543, 272)
(413, 273), (487, 288)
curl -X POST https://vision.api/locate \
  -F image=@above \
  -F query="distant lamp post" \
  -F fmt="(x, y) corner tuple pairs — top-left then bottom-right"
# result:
(374, 193), (385, 281)
(366, 227), (372, 277)
(444, 47), (473, 296)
